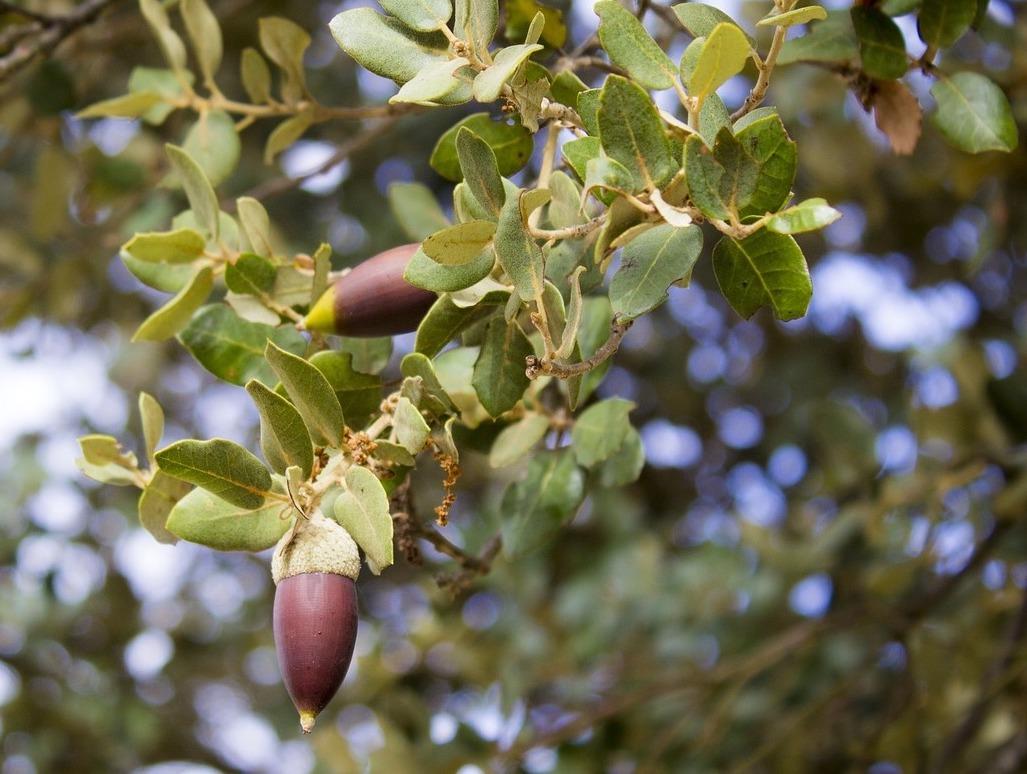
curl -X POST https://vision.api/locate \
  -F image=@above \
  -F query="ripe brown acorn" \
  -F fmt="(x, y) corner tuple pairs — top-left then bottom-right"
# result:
(303, 243), (435, 336)
(271, 513), (361, 732)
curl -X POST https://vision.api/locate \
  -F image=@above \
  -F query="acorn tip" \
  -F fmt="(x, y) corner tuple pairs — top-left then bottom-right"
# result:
(303, 285), (337, 334)
(300, 710), (317, 733)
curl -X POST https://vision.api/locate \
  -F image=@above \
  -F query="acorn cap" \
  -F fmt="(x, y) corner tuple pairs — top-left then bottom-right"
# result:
(272, 510), (360, 584)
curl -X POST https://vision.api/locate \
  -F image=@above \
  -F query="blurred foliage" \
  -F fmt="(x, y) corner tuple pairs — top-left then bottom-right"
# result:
(2, 0), (1027, 772)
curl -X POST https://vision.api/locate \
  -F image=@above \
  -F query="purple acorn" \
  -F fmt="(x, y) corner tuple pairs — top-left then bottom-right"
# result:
(303, 243), (436, 337)
(271, 512), (361, 732)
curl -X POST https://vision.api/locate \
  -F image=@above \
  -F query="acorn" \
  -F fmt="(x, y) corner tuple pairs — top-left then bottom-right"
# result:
(271, 511), (361, 733)
(303, 243), (436, 337)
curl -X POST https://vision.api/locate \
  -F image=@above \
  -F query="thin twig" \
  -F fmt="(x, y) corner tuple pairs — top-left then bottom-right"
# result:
(985, 732), (1027, 774)
(424, 530), (500, 576)
(644, 1), (682, 30)
(528, 214), (606, 241)
(529, 123), (559, 232)
(539, 98), (584, 130)
(502, 618), (828, 763)
(555, 55), (627, 77)
(391, 480), (501, 589)
(0, 0), (125, 83)
(499, 475), (1027, 765)
(225, 117), (402, 206)
(168, 92), (414, 122)
(709, 212), (772, 240)
(570, 32), (600, 59)
(0, 0), (53, 24)
(731, 24), (787, 120)
(526, 319), (633, 379)
(932, 587), (1027, 772)
(901, 520), (1013, 623)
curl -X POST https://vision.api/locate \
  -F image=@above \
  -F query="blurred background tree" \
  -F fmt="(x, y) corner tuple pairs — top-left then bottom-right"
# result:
(1, 0), (1026, 772)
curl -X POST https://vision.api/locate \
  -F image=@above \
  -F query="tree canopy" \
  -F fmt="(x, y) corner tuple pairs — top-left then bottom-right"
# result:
(1, 0), (1026, 771)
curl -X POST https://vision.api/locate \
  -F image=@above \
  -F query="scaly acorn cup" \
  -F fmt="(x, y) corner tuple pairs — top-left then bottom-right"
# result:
(304, 243), (436, 336)
(272, 511), (361, 733)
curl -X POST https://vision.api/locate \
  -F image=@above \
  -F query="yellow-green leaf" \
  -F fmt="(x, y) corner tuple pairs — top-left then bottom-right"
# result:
(76, 91), (164, 119)
(423, 221), (497, 265)
(123, 228), (206, 264)
(132, 266), (213, 342)
(688, 22), (751, 106)
(180, 0), (223, 83)
(332, 465), (393, 574)
(757, 5), (828, 27)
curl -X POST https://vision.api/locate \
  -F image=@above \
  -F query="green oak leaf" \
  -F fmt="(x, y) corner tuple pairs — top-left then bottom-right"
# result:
(166, 483), (292, 551)
(455, 127), (506, 217)
(431, 113), (533, 181)
(472, 316), (534, 417)
(454, 0), (498, 55)
(422, 221), (497, 265)
(473, 43), (543, 102)
(571, 398), (635, 468)
(155, 438), (273, 509)
(685, 129), (759, 221)
(688, 22), (751, 107)
(758, 5), (827, 27)
(777, 11), (858, 66)
(309, 350), (383, 430)
(598, 75), (677, 191)
(735, 110), (797, 217)
(595, 0), (676, 90)
(182, 110), (239, 187)
(178, 305), (306, 386)
(562, 136), (601, 182)
(401, 352), (456, 414)
(264, 341), (346, 448)
(931, 72), (1018, 153)
(405, 245), (497, 293)
(489, 413), (551, 468)
(712, 230), (812, 321)
(138, 470), (191, 544)
(378, 0), (452, 32)
(329, 8), (449, 84)
(610, 224), (703, 320)
(225, 253), (276, 296)
(245, 379), (314, 478)
(494, 190), (544, 301)
(501, 449), (585, 557)
(390, 57), (471, 106)
(672, 3), (755, 44)
(918, 0), (976, 48)
(597, 427), (646, 487)
(415, 291), (506, 358)
(132, 266), (213, 343)
(165, 144), (219, 240)
(122, 228), (206, 264)
(389, 182), (451, 241)
(259, 17), (311, 102)
(851, 7), (908, 81)
(393, 396), (431, 454)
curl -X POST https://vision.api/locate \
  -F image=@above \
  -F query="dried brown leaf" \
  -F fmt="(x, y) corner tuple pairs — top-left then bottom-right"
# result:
(872, 80), (922, 156)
